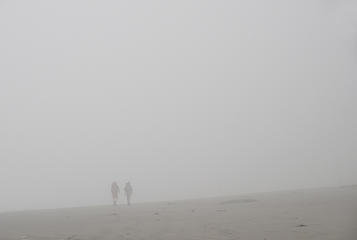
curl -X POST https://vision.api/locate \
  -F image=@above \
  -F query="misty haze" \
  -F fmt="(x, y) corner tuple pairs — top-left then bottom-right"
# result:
(1, 0), (356, 239)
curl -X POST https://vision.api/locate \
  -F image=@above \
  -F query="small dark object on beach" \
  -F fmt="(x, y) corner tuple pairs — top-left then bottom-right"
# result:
(296, 224), (307, 227)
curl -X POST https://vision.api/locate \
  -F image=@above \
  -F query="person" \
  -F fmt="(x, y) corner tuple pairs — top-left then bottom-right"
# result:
(111, 181), (119, 205)
(124, 181), (133, 206)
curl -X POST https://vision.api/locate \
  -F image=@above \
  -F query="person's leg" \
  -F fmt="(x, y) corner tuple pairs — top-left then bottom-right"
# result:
(112, 193), (118, 205)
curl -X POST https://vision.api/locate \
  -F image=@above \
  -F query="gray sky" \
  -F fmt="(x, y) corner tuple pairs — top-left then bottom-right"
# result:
(0, 0), (356, 212)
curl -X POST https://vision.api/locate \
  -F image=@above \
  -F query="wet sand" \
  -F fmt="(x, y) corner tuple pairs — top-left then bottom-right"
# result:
(0, 186), (356, 240)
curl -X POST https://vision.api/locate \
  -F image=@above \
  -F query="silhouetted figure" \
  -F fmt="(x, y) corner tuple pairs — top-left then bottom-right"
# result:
(124, 182), (133, 206)
(111, 181), (119, 205)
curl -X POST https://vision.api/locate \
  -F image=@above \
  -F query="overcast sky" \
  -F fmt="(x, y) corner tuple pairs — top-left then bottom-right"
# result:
(0, 0), (356, 212)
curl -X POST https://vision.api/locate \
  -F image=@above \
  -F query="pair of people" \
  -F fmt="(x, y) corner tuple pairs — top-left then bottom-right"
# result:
(111, 181), (133, 206)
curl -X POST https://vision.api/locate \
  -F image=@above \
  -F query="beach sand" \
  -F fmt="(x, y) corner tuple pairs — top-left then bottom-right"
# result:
(0, 186), (356, 240)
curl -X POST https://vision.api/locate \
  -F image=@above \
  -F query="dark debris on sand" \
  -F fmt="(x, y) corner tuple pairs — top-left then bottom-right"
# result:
(296, 224), (308, 228)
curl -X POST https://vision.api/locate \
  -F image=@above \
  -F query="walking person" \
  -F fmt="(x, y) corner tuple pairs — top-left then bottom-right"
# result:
(111, 181), (119, 205)
(124, 182), (133, 206)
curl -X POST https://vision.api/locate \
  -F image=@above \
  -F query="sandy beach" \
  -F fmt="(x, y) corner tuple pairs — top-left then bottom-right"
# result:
(0, 185), (356, 240)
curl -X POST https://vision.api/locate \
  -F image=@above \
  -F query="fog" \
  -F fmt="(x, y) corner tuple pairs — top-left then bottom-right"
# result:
(0, 0), (356, 212)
